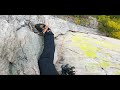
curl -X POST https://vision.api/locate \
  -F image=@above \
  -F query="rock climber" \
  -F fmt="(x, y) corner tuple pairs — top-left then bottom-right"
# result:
(29, 22), (59, 75)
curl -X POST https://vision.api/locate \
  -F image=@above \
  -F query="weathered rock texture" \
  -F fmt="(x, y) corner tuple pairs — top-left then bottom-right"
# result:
(0, 15), (120, 75)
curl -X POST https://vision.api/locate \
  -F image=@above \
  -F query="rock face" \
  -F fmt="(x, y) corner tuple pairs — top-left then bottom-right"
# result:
(88, 16), (98, 29)
(55, 32), (120, 75)
(0, 17), (43, 75)
(0, 15), (120, 75)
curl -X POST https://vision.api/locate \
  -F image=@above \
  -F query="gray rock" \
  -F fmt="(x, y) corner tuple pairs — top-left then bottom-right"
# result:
(55, 31), (120, 75)
(0, 15), (120, 75)
(0, 16), (43, 75)
(88, 16), (98, 29)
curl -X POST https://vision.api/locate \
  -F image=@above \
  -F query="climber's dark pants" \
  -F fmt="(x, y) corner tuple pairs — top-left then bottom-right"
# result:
(38, 31), (59, 75)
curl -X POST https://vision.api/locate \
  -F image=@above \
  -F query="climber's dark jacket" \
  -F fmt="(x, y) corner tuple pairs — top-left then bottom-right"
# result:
(38, 31), (59, 75)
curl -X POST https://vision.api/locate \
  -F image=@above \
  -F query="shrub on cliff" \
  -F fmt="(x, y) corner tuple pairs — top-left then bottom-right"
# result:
(97, 15), (120, 39)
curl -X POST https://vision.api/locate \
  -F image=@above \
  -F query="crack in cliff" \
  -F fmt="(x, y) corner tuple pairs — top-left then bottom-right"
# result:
(65, 48), (80, 54)
(9, 62), (13, 75)
(16, 22), (29, 31)
(100, 66), (107, 75)
(6, 15), (12, 23)
(8, 22), (30, 74)
(17, 39), (27, 75)
(32, 67), (37, 74)
(20, 38), (28, 62)
(55, 33), (65, 39)
(55, 29), (102, 40)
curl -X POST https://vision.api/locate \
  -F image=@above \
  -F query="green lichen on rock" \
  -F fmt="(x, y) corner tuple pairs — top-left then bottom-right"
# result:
(99, 62), (110, 68)
(70, 32), (120, 59)
(71, 33), (99, 58)
(113, 71), (120, 75)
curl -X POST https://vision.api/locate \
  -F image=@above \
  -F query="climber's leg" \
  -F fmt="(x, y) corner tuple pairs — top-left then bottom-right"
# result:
(38, 31), (59, 75)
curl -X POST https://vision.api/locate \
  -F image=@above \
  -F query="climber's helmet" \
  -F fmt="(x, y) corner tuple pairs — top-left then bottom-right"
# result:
(35, 24), (51, 35)
(35, 24), (46, 32)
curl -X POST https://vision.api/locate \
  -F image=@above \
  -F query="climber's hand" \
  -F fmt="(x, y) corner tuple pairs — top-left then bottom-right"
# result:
(43, 25), (49, 34)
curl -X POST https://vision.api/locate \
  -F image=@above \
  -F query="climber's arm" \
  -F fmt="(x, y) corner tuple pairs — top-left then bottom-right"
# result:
(43, 25), (49, 34)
